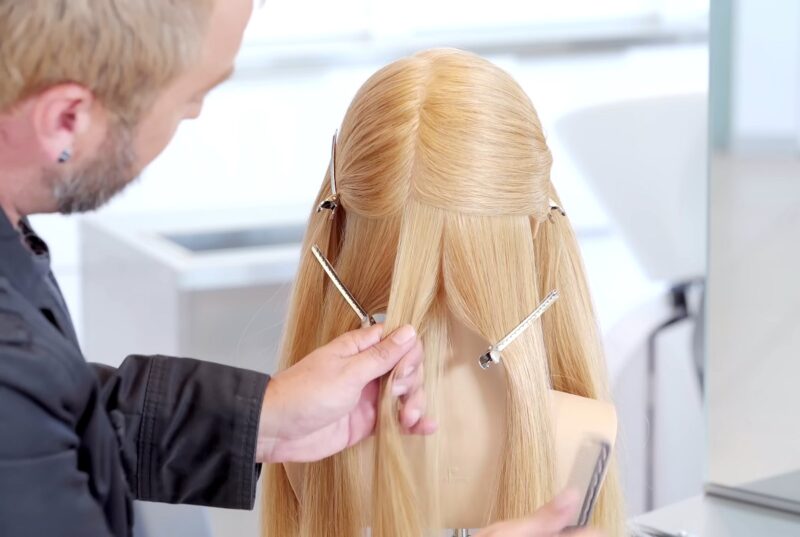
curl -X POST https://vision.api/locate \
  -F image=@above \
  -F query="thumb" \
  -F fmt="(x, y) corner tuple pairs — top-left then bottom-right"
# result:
(346, 325), (418, 385)
(534, 491), (582, 532)
(501, 491), (580, 534)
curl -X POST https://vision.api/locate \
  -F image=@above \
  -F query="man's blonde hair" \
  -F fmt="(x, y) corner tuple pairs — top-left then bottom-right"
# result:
(0, 0), (214, 123)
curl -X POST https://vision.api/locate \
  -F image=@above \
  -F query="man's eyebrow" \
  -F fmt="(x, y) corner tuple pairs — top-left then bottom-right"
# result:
(202, 67), (235, 94)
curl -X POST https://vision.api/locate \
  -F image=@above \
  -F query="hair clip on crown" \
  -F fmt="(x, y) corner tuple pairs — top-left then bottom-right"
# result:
(548, 198), (566, 223)
(316, 131), (340, 219)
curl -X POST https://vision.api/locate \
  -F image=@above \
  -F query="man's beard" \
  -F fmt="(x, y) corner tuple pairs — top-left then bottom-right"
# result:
(44, 124), (140, 215)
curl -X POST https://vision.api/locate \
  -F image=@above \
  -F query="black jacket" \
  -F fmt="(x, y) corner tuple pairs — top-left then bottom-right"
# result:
(0, 212), (270, 537)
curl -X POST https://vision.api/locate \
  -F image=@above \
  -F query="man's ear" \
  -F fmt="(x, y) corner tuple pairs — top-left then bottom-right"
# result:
(30, 84), (97, 164)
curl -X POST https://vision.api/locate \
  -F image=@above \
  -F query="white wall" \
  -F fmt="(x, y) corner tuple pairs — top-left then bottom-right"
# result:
(732, 0), (800, 149)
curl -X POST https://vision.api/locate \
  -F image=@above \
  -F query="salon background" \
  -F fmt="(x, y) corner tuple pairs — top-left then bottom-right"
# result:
(32, 0), (794, 535)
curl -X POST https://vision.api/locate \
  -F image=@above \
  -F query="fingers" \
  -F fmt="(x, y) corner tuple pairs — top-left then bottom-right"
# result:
(346, 325), (420, 385)
(406, 416), (438, 435)
(523, 490), (581, 533)
(399, 371), (426, 429)
(391, 343), (431, 431)
(392, 341), (424, 396)
(393, 340), (424, 389)
(475, 491), (581, 536)
(321, 323), (436, 436)
(394, 349), (438, 435)
(326, 323), (386, 357)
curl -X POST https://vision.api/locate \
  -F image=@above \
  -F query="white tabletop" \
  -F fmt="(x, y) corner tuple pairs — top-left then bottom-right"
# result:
(633, 495), (800, 536)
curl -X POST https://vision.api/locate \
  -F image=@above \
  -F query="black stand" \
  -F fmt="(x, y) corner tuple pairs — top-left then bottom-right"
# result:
(645, 279), (705, 511)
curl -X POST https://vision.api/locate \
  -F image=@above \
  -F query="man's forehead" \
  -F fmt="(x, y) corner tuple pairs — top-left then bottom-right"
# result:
(204, 0), (253, 53)
(195, 0), (252, 79)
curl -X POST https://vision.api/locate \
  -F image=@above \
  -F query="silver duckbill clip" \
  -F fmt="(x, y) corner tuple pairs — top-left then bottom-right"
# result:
(311, 244), (376, 328)
(478, 290), (560, 369)
(316, 131), (340, 219)
(548, 198), (566, 222)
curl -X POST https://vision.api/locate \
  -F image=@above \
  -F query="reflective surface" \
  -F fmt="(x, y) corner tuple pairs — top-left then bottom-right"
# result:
(706, 0), (800, 512)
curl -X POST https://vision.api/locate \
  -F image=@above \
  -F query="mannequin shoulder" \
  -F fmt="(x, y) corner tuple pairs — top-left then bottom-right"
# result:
(550, 390), (618, 448)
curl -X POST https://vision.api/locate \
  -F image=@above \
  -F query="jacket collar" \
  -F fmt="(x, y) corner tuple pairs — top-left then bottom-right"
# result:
(0, 208), (54, 303)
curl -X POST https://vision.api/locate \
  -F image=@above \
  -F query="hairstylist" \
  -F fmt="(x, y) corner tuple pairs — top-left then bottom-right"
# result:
(0, 1), (601, 536)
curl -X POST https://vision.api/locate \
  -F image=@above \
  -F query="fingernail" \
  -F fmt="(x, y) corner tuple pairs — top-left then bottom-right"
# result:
(392, 383), (409, 397)
(391, 325), (416, 345)
(405, 409), (421, 427)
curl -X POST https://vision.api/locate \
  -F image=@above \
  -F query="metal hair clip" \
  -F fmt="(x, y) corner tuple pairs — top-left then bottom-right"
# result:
(316, 131), (340, 219)
(548, 198), (566, 222)
(311, 244), (376, 328)
(478, 290), (560, 370)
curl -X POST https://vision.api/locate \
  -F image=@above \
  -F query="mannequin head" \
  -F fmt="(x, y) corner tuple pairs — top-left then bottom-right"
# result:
(263, 48), (624, 536)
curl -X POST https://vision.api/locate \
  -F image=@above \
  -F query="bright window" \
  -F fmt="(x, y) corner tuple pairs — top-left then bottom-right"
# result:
(243, 0), (708, 46)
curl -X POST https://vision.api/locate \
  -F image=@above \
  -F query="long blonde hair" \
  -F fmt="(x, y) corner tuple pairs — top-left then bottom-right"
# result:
(262, 48), (625, 537)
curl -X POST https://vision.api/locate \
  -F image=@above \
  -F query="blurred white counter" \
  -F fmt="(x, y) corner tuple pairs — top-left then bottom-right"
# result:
(634, 494), (800, 536)
(80, 206), (308, 373)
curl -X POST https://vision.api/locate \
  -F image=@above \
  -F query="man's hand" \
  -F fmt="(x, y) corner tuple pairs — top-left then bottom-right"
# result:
(474, 492), (604, 537)
(257, 324), (436, 463)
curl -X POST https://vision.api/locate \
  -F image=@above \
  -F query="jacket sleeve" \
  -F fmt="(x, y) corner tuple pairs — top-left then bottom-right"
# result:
(0, 337), (115, 536)
(93, 355), (269, 510)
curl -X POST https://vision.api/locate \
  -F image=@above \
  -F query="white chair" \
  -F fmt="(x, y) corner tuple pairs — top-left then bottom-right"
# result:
(554, 94), (708, 513)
